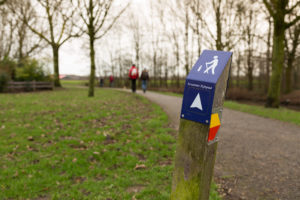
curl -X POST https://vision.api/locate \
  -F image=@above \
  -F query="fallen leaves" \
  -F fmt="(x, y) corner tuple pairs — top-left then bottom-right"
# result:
(13, 171), (18, 178)
(134, 164), (146, 170)
(27, 136), (34, 141)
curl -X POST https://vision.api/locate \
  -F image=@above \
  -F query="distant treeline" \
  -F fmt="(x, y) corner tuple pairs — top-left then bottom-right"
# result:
(0, 0), (299, 107)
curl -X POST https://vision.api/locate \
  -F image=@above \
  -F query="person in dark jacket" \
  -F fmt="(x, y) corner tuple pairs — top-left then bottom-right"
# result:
(140, 69), (149, 93)
(128, 64), (138, 93)
(99, 77), (104, 87)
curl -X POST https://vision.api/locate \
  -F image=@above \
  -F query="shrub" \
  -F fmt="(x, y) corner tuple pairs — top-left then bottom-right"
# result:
(0, 72), (9, 92)
(0, 57), (16, 79)
(15, 58), (50, 81)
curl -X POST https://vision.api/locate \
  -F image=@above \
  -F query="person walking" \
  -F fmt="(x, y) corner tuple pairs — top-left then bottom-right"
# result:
(140, 69), (149, 93)
(109, 75), (114, 87)
(99, 77), (104, 87)
(129, 64), (138, 93)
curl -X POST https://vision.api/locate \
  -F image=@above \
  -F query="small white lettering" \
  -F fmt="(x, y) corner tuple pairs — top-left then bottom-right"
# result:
(200, 85), (212, 90)
(188, 83), (200, 87)
(188, 82), (212, 90)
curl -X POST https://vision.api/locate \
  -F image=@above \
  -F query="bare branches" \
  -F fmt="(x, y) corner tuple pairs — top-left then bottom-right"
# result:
(23, 0), (79, 48)
(95, 3), (129, 40)
(78, 0), (129, 40)
(77, 0), (129, 96)
(286, 1), (300, 14)
(263, 0), (275, 18)
(285, 16), (300, 29)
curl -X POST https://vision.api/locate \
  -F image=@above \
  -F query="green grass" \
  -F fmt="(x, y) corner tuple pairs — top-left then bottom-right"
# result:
(153, 91), (300, 126)
(224, 101), (300, 126)
(0, 88), (220, 199)
(154, 91), (183, 98)
(61, 80), (88, 87)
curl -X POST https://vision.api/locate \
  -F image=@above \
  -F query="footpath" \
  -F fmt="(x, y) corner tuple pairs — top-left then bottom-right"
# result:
(125, 89), (300, 200)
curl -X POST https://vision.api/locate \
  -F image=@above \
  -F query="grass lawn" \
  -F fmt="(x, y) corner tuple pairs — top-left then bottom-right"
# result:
(153, 91), (300, 126)
(0, 88), (220, 200)
(224, 101), (300, 126)
(60, 80), (88, 87)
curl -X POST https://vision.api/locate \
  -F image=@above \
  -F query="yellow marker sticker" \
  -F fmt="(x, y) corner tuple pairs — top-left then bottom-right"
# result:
(208, 113), (221, 142)
(209, 113), (221, 128)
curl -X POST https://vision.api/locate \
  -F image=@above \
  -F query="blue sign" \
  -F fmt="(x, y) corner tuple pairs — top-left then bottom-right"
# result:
(181, 50), (232, 124)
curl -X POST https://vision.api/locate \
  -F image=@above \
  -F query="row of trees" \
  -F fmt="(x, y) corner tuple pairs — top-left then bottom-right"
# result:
(0, 0), (128, 96)
(102, 0), (299, 107)
(1, 0), (299, 107)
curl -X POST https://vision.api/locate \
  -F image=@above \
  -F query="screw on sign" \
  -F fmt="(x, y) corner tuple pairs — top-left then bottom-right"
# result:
(171, 50), (232, 200)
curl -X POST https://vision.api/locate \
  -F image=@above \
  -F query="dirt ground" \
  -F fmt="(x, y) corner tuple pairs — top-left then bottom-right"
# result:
(131, 90), (300, 200)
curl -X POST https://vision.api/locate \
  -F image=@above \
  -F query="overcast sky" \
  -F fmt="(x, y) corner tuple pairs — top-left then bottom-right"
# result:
(45, 0), (272, 77)
(56, 0), (143, 76)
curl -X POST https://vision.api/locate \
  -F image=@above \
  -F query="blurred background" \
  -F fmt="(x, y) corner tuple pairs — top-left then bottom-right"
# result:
(0, 0), (299, 108)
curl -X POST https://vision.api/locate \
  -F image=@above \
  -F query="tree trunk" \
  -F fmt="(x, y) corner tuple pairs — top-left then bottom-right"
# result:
(88, 34), (96, 97)
(165, 68), (168, 88)
(153, 52), (157, 87)
(285, 26), (299, 94)
(184, 8), (190, 76)
(215, 1), (222, 51)
(247, 55), (253, 91)
(294, 58), (299, 88)
(174, 35), (180, 88)
(135, 40), (139, 68)
(246, 11), (253, 91)
(176, 53), (180, 89)
(237, 52), (241, 87)
(52, 44), (61, 87)
(285, 58), (293, 94)
(159, 65), (163, 87)
(265, 17), (272, 92)
(18, 31), (24, 62)
(266, 20), (285, 108)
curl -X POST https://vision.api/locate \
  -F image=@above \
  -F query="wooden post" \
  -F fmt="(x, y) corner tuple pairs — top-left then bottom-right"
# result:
(171, 50), (232, 200)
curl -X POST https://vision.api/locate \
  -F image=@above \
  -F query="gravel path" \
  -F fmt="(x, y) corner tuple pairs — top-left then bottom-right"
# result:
(125, 89), (300, 200)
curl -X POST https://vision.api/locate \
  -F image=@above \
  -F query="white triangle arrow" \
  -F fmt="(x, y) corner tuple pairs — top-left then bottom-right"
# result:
(190, 93), (203, 111)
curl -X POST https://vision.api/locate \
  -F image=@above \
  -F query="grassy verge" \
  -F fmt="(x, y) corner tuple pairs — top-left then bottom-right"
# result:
(0, 88), (220, 199)
(224, 101), (300, 126)
(152, 91), (300, 126)
(61, 80), (88, 87)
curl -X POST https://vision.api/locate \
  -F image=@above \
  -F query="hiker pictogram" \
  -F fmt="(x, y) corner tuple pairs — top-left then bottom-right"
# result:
(203, 56), (219, 75)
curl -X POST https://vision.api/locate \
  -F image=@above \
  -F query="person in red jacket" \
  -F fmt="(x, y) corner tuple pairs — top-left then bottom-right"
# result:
(129, 64), (138, 93)
(109, 75), (114, 87)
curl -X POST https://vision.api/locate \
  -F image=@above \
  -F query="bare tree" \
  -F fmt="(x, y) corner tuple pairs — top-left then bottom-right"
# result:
(23, 0), (79, 87)
(244, 9), (257, 91)
(168, 24), (182, 88)
(78, 0), (128, 97)
(197, 0), (240, 51)
(184, 3), (190, 76)
(128, 11), (142, 69)
(0, 6), (15, 59)
(189, 0), (203, 57)
(285, 23), (300, 93)
(294, 54), (300, 87)
(265, 16), (272, 92)
(6, 0), (45, 62)
(263, 0), (300, 107)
